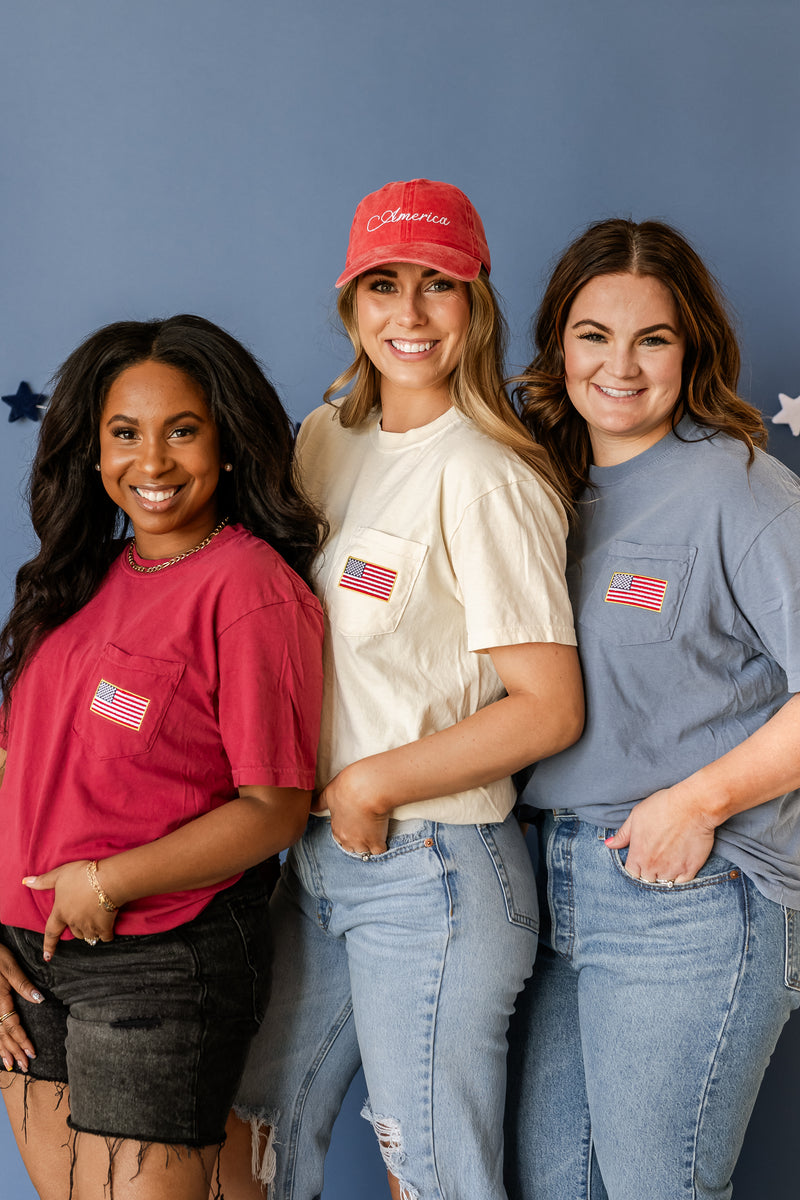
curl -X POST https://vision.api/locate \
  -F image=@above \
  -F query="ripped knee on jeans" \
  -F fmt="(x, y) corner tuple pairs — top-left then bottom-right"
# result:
(361, 1101), (420, 1200)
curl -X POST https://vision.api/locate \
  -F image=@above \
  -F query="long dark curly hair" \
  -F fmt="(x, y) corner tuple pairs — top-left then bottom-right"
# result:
(0, 314), (327, 707)
(514, 218), (767, 503)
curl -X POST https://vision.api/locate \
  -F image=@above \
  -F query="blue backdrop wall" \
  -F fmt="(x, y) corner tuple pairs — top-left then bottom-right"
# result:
(1, 2), (798, 1195)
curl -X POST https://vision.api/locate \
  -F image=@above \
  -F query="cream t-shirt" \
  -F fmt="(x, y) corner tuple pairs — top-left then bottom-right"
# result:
(296, 403), (576, 824)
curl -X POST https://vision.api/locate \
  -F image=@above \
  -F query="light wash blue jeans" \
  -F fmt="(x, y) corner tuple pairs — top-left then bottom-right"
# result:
(504, 811), (800, 1200)
(236, 812), (537, 1199)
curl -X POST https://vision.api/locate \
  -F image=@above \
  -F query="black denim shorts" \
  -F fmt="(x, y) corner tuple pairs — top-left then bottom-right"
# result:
(0, 863), (275, 1147)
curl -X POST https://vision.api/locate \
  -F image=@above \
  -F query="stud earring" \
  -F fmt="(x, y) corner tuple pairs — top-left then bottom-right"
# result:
(222, 463), (233, 472)
(94, 463), (101, 471)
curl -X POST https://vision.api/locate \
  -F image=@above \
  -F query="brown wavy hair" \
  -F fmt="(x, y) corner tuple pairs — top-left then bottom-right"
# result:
(514, 218), (767, 503)
(323, 271), (572, 510)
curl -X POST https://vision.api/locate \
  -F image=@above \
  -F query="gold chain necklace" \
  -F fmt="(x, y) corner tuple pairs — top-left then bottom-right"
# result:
(127, 518), (229, 574)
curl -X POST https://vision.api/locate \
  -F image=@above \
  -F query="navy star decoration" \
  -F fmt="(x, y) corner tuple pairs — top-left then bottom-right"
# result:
(2, 381), (46, 422)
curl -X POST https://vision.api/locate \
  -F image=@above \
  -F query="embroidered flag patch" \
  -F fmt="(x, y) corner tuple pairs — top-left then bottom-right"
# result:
(90, 679), (150, 731)
(604, 572), (668, 612)
(339, 556), (397, 601)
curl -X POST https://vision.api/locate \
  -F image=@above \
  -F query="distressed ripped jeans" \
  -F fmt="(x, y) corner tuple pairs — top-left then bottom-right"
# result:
(504, 811), (800, 1200)
(236, 812), (537, 1199)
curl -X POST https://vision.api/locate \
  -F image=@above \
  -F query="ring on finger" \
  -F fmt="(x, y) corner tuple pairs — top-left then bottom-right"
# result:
(0, 1010), (17, 1024)
(360, 852), (372, 862)
(84, 937), (99, 946)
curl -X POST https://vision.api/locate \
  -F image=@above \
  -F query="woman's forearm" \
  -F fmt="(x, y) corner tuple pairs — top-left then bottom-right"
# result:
(338, 686), (581, 815)
(23, 786), (311, 955)
(606, 694), (800, 884)
(320, 641), (584, 818)
(677, 692), (800, 826)
(98, 786), (310, 906)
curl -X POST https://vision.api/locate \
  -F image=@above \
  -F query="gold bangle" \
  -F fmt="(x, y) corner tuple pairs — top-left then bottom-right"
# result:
(87, 860), (118, 912)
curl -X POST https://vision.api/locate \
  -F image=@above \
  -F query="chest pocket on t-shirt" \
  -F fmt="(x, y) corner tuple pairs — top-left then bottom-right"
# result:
(324, 527), (428, 636)
(577, 540), (696, 646)
(73, 643), (185, 759)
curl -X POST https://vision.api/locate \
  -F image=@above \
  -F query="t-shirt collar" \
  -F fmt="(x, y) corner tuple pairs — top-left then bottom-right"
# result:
(375, 405), (461, 451)
(588, 414), (700, 488)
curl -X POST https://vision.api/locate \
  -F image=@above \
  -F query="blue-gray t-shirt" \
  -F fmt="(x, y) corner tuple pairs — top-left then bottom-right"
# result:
(523, 417), (800, 907)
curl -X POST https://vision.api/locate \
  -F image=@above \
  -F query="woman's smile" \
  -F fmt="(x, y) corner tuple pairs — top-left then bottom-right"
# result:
(99, 359), (222, 558)
(563, 272), (686, 466)
(387, 338), (439, 357)
(130, 484), (183, 509)
(355, 261), (471, 423)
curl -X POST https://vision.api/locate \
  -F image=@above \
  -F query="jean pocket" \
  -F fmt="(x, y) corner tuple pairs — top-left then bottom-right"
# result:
(330, 832), (376, 861)
(478, 822), (538, 931)
(611, 846), (739, 891)
(784, 908), (800, 992)
(330, 820), (430, 863)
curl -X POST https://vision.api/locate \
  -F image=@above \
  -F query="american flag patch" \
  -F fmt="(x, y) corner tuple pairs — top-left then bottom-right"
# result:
(605, 572), (668, 612)
(339, 556), (397, 601)
(90, 679), (150, 731)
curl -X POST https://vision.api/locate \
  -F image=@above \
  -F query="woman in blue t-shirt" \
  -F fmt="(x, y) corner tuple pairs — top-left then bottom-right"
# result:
(505, 218), (800, 1200)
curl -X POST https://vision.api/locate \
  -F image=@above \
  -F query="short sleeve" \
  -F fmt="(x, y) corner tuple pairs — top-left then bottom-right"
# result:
(216, 597), (324, 788)
(731, 502), (800, 693)
(449, 478), (577, 652)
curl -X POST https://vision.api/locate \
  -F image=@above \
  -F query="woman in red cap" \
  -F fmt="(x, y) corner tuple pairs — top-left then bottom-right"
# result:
(224, 180), (584, 1200)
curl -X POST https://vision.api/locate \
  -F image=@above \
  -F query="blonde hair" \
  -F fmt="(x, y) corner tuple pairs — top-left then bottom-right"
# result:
(324, 271), (572, 511)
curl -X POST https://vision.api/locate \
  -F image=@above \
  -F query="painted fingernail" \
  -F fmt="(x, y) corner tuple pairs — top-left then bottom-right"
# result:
(26, 1049), (36, 1058)
(16, 1059), (27, 1072)
(43, 952), (52, 963)
(21, 877), (36, 886)
(604, 837), (614, 844)
(31, 991), (44, 1003)
(2, 1057), (12, 1072)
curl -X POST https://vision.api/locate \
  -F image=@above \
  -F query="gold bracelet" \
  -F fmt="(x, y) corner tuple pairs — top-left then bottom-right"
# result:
(87, 860), (118, 912)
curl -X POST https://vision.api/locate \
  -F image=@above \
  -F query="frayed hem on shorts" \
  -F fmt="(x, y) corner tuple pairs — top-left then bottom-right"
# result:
(0, 1072), (69, 1142)
(4, 1076), (225, 1200)
(66, 1132), (226, 1200)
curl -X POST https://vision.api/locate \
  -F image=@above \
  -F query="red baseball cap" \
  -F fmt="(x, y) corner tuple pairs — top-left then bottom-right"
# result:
(335, 178), (491, 288)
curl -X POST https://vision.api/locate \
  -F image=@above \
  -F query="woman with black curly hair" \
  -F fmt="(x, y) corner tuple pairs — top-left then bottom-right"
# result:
(0, 314), (325, 1200)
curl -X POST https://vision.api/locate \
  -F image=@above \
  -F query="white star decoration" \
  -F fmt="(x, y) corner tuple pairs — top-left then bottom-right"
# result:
(772, 393), (800, 437)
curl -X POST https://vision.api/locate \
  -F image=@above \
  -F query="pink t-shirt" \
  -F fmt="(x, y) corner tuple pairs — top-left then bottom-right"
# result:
(0, 524), (323, 935)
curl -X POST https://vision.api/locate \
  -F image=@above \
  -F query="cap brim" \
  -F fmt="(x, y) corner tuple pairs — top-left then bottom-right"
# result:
(335, 243), (483, 288)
